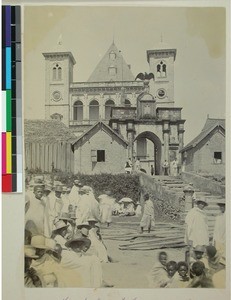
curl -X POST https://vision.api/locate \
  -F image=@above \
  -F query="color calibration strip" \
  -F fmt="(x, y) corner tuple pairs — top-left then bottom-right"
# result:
(2, 6), (22, 192)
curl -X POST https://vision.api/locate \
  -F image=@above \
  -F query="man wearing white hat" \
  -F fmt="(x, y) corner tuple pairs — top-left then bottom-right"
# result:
(184, 198), (209, 248)
(213, 199), (226, 257)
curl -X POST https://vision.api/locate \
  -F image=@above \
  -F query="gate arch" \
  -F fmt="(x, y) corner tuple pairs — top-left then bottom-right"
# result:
(134, 131), (162, 175)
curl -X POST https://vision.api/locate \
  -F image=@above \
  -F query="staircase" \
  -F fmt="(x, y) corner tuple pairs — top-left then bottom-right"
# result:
(153, 175), (225, 237)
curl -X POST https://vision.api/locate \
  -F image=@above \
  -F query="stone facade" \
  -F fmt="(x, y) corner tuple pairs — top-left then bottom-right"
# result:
(43, 41), (186, 174)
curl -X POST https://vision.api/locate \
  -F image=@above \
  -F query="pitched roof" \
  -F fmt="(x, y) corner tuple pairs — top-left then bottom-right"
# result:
(24, 119), (77, 143)
(201, 118), (225, 132)
(180, 118), (225, 152)
(87, 42), (135, 82)
(71, 121), (128, 147)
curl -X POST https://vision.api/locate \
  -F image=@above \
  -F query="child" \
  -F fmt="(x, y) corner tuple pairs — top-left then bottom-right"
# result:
(147, 251), (169, 288)
(188, 261), (214, 288)
(167, 261), (189, 288)
(206, 245), (224, 275)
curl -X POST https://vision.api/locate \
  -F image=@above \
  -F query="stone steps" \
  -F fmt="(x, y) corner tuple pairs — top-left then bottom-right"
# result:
(153, 175), (225, 235)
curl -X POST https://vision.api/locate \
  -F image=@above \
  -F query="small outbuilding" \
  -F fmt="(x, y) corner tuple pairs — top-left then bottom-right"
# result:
(72, 121), (128, 174)
(180, 118), (225, 176)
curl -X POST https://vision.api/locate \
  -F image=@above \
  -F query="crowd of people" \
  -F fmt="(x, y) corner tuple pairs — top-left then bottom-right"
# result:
(25, 177), (116, 288)
(24, 175), (226, 289)
(147, 244), (225, 288)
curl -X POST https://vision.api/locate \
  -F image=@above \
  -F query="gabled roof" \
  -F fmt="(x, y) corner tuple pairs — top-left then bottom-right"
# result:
(180, 118), (225, 152)
(88, 42), (135, 82)
(24, 119), (77, 143)
(71, 121), (128, 147)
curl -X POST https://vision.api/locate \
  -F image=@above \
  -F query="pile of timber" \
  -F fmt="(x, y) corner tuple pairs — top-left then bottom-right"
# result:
(101, 222), (186, 250)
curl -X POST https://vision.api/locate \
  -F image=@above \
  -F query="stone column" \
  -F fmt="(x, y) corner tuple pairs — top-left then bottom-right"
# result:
(178, 123), (185, 166)
(99, 93), (105, 120)
(83, 93), (89, 121)
(163, 121), (170, 174)
(127, 122), (135, 160)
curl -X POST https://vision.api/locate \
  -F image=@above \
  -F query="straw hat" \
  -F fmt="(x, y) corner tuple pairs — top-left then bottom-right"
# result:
(55, 185), (63, 192)
(217, 199), (226, 206)
(77, 222), (91, 230)
(31, 235), (55, 250)
(59, 212), (72, 221)
(52, 220), (69, 233)
(65, 233), (90, 248)
(24, 246), (39, 258)
(194, 245), (205, 253)
(88, 217), (98, 222)
(44, 184), (52, 192)
(80, 228), (89, 237)
(69, 212), (77, 219)
(195, 197), (208, 206)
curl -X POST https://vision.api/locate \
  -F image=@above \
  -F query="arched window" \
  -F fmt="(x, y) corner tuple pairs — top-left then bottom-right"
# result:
(53, 67), (57, 80)
(157, 61), (166, 78)
(52, 64), (62, 81)
(125, 99), (131, 107)
(58, 67), (62, 80)
(89, 100), (99, 121)
(73, 100), (83, 121)
(105, 99), (115, 120)
(162, 64), (166, 77)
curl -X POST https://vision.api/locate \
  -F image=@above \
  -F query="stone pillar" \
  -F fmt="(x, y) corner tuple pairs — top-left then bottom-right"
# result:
(163, 121), (170, 174)
(99, 93), (105, 120)
(178, 122), (184, 149)
(127, 121), (135, 160)
(83, 93), (89, 121)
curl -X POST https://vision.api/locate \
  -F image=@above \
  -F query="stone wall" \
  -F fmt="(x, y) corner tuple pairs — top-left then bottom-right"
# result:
(138, 172), (182, 207)
(181, 171), (225, 196)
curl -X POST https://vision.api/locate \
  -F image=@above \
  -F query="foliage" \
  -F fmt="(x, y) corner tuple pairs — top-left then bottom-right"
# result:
(50, 171), (140, 202)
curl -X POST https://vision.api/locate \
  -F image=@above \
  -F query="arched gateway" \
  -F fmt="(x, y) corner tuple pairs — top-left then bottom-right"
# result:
(109, 88), (185, 175)
(134, 131), (162, 175)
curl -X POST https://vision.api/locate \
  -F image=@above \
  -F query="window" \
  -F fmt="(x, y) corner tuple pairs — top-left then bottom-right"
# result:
(108, 67), (117, 76)
(157, 61), (166, 78)
(109, 51), (116, 60)
(89, 100), (99, 120)
(214, 152), (222, 164)
(105, 99), (115, 119)
(73, 100), (83, 121)
(52, 64), (62, 81)
(97, 150), (105, 162)
(125, 99), (131, 107)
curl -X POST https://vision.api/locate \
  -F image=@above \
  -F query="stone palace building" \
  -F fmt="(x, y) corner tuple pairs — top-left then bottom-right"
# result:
(42, 41), (186, 174)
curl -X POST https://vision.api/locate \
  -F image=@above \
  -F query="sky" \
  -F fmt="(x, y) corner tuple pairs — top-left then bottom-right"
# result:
(23, 5), (226, 144)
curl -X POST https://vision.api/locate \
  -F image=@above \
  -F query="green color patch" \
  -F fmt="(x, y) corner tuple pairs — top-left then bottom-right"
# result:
(6, 90), (12, 131)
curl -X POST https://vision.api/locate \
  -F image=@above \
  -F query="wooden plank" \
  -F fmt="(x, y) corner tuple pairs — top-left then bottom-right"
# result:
(31, 143), (36, 169)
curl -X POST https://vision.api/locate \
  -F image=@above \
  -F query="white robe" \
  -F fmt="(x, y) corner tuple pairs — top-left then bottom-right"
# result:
(87, 229), (108, 263)
(76, 193), (100, 224)
(140, 199), (155, 228)
(213, 213), (225, 256)
(61, 249), (102, 288)
(99, 195), (115, 223)
(25, 193), (49, 236)
(185, 207), (209, 247)
(68, 185), (81, 207)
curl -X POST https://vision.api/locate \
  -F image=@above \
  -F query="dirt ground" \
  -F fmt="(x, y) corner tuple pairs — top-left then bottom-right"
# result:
(100, 216), (186, 288)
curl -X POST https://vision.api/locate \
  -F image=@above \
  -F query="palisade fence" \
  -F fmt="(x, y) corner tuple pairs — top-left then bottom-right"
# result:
(25, 142), (74, 173)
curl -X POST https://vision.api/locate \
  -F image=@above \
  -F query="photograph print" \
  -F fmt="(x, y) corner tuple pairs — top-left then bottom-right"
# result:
(23, 4), (227, 290)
